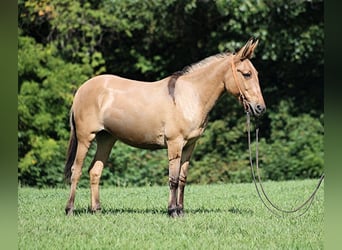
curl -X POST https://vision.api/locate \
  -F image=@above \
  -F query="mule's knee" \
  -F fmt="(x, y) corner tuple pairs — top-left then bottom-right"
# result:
(179, 175), (187, 186)
(169, 176), (179, 189)
(70, 166), (82, 182)
(89, 172), (101, 185)
(89, 161), (104, 184)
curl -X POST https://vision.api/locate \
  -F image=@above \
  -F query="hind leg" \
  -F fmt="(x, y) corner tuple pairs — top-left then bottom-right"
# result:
(65, 137), (94, 215)
(88, 131), (116, 212)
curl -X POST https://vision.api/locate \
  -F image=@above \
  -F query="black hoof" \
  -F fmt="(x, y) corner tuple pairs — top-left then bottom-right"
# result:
(168, 207), (185, 218)
(65, 207), (73, 216)
(177, 208), (185, 217)
(90, 208), (101, 214)
(89, 205), (101, 214)
(168, 208), (179, 218)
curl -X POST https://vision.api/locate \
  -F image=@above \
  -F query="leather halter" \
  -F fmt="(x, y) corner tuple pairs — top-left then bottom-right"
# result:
(230, 60), (249, 112)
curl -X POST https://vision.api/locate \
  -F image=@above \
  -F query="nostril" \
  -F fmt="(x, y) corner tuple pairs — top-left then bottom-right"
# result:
(256, 104), (266, 113)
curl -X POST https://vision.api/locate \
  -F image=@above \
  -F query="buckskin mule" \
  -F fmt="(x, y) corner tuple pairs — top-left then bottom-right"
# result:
(64, 38), (266, 217)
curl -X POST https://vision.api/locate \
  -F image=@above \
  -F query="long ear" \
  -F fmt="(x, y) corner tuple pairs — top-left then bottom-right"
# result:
(235, 37), (259, 61)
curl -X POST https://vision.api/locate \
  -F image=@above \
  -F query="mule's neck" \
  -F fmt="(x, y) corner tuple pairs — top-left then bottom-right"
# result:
(181, 56), (230, 117)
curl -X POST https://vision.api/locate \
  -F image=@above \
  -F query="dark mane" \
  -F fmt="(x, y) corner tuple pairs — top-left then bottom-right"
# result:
(168, 71), (183, 104)
(168, 52), (231, 103)
(179, 52), (230, 75)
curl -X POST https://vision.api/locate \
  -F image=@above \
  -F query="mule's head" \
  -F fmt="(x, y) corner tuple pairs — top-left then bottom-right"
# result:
(224, 38), (266, 117)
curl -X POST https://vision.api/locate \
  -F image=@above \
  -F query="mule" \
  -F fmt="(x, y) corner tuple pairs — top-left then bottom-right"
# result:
(64, 38), (266, 217)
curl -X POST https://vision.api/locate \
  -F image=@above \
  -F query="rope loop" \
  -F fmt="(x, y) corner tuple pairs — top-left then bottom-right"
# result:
(246, 112), (324, 217)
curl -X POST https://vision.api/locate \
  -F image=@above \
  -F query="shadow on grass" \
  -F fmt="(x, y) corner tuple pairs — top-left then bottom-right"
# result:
(227, 207), (254, 215)
(72, 206), (253, 216)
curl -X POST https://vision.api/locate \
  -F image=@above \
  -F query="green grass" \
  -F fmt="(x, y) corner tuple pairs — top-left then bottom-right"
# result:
(18, 179), (324, 249)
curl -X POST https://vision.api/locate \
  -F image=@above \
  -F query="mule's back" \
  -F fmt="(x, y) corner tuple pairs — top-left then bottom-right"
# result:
(72, 75), (175, 148)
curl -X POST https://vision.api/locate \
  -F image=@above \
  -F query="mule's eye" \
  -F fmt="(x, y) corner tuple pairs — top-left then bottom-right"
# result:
(242, 71), (252, 78)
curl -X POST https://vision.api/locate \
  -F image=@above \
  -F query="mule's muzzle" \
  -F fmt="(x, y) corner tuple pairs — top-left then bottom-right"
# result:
(245, 102), (266, 117)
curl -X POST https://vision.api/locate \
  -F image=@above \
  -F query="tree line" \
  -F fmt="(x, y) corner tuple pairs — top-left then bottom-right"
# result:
(18, 0), (324, 187)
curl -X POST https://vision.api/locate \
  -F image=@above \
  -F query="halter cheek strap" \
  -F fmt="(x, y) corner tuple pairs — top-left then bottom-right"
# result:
(231, 60), (249, 112)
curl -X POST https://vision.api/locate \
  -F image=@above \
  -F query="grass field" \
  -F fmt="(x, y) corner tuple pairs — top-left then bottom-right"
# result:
(18, 179), (324, 249)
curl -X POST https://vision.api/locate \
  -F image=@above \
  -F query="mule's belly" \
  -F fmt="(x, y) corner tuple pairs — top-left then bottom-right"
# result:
(118, 138), (166, 150)
(105, 125), (167, 150)
(103, 106), (167, 149)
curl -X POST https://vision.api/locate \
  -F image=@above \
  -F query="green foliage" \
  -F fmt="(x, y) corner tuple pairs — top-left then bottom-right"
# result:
(18, 0), (324, 187)
(18, 34), (93, 187)
(189, 117), (250, 184)
(257, 100), (324, 180)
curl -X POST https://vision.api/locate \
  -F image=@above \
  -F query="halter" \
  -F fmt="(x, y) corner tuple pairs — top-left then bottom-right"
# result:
(230, 60), (250, 112)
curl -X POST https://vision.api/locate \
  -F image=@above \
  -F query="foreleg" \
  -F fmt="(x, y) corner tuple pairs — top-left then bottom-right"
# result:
(177, 142), (196, 216)
(167, 138), (184, 217)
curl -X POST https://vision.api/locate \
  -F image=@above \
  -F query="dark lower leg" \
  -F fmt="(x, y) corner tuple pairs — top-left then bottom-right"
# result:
(167, 139), (183, 217)
(177, 175), (187, 216)
(176, 143), (194, 216)
(168, 176), (179, 217)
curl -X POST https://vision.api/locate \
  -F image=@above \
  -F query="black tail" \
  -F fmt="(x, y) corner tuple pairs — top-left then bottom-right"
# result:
(64, 111), (78, 183)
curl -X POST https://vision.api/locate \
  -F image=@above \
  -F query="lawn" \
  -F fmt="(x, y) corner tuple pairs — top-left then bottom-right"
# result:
(18, 179), (324, 249)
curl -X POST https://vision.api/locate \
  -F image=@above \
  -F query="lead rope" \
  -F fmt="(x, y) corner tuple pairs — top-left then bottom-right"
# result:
(246, 112), (325, 217)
